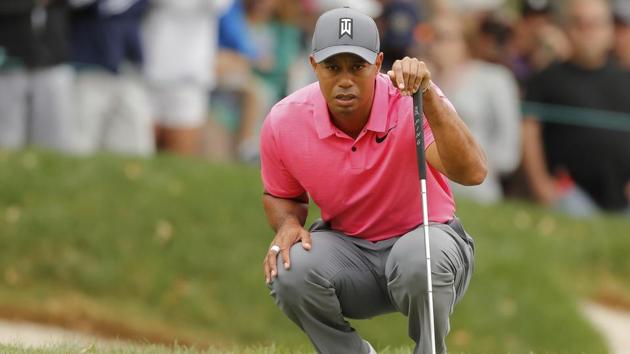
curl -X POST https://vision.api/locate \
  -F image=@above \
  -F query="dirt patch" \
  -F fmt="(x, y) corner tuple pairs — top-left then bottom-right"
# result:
(0, 320), (119, 348)
(592, 291), (630, 311)
(0, 303), (218, 350)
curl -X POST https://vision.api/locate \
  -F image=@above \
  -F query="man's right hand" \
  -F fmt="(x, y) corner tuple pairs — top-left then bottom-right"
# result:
(264, 222), (312, 284)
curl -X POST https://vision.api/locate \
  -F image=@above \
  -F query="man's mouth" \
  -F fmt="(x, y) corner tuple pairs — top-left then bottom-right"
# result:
(334, 94), (358, 106)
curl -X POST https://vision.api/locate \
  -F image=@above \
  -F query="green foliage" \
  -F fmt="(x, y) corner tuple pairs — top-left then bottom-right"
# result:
(1, 150), (628, 353)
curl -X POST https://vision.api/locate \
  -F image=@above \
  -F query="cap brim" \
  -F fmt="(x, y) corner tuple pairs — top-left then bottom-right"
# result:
(313, 45), (378, 64)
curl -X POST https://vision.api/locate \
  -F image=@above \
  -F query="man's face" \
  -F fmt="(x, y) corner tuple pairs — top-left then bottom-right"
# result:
(310, 52), (383, 120)
(566, 0), (614, 62)
(429, 16), (467, 68)
(615, 23), (630, 66)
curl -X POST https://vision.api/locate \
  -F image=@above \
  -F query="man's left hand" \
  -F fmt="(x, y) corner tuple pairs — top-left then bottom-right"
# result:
(387, 57), (432, 96)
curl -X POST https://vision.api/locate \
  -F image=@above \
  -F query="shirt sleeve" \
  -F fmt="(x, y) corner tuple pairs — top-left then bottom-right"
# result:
(423, 82), (455, 150)
(260, 116), (306, 198)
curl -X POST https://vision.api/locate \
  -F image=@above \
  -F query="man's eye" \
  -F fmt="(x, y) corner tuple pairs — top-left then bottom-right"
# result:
(326, 65), (339, 71)
(353, 64), (366, 71)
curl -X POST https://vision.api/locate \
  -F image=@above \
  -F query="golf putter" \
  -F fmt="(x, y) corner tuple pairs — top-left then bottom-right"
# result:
(412, 89), (436, 354)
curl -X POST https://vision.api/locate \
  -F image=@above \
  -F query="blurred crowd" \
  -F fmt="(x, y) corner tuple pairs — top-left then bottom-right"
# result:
(1, 0), (629, 217)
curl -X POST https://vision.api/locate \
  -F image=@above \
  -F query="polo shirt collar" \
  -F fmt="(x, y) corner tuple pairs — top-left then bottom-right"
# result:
(314, 75), (389, 139)
(365, 75), (388, 134)
(313, 89), (335, 139)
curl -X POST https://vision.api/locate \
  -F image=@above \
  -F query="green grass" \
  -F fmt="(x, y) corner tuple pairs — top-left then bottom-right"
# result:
(0, 149), (629, 353)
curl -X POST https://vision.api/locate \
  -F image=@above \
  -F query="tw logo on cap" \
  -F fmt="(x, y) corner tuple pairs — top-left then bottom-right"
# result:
(339, 18), (353, 39)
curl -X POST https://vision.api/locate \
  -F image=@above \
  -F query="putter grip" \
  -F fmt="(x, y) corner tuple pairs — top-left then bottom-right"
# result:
(412, 91), (426, 180)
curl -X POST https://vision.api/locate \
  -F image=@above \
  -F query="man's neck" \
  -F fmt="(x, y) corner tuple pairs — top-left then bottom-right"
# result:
(330, 111), (370, 139)
(570, 53), (608, 70)
(327, 81), (377, 139)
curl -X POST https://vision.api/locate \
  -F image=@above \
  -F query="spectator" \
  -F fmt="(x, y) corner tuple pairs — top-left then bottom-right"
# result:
(236, 0), (302, 162)
(69, 0), (154, 156)
(426, 12), (521, 203)
(0, 0), (75, 152)
(244, 0), (301, 105)
(206, 0), (257, 161)
(510, 0), (571, 86)
(473, 14), (515, 69)
(425, 0), (515, 71)
(435, 0), (503, 13)
(143, 0), (232, 156)
(379, 0), (420, 71)
(218, 0), (258, 61)
(522, 0), (630, 216)
(613, 0), (630, 70)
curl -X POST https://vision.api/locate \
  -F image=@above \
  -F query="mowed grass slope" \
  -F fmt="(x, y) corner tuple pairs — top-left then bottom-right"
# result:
(0, 150), (629, 353)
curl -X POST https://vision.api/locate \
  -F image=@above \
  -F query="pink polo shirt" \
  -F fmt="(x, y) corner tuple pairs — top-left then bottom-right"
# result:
(261, 73), (455, 242)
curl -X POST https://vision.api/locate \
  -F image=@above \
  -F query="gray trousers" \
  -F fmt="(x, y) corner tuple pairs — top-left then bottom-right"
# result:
(0, 65), (75, 152)
(268, 218), (475, 354)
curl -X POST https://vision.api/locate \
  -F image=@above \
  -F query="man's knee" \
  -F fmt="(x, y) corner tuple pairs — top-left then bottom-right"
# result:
(269, 233), (344, 304)
(389, 249), (430, 295)
(387, 228), (455, 295)
(269, 243), (319, 303)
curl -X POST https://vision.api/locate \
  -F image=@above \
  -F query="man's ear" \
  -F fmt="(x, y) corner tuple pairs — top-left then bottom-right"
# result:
(309, 55), (318, 71)
(375, 52), (384, 73)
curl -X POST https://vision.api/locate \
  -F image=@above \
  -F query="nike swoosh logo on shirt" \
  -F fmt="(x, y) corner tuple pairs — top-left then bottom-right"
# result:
(375, 125), (397, 144)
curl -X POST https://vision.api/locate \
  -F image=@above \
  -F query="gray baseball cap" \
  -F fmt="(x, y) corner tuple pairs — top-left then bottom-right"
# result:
(312, 7), (380, 64)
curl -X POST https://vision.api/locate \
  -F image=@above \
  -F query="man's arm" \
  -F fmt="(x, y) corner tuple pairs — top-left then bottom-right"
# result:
(263, 192), (309, 231)
(521, 117), (557, 205)
(423, 85), (488, 186)
(388, 57), (487, 186)
(262, 192), (311, 284)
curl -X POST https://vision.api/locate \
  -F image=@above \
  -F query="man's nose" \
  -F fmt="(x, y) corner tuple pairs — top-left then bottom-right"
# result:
(338, 71), (354, 88)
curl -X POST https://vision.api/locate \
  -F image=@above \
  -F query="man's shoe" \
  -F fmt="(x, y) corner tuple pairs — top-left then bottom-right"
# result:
(364, 340), (377, 354)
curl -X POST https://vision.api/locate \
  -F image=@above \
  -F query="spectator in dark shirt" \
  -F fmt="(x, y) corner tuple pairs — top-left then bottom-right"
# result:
(69, 0), (154, 156)
(379, 0), (420, 71)
(522, 0), (630, 215)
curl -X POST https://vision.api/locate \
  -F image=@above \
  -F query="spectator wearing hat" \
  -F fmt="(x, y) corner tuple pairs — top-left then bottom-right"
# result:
(379, 0), (420, 71)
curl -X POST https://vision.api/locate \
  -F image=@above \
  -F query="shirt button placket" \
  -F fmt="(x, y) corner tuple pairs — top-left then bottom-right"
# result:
(350, 144), (364, 169)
